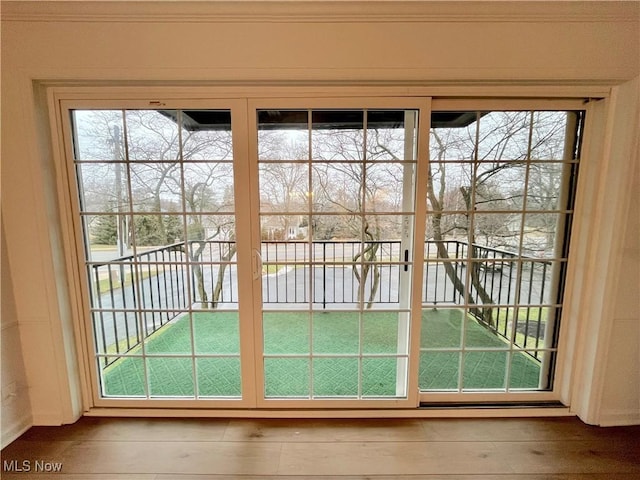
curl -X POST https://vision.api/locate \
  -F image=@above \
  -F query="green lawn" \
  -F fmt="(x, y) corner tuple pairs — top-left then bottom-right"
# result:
(102, 309), (541, 398)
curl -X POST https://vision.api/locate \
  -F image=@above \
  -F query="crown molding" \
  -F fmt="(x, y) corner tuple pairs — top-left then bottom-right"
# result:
(2, 1), (639, 24)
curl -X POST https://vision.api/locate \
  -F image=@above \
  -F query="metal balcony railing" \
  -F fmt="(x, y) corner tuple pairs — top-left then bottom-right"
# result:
(90, 240), (551, 365)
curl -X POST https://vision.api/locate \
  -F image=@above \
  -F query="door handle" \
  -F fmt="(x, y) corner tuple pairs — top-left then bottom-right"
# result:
(252, 249), (263, 280)
(404, 249), (409, 272)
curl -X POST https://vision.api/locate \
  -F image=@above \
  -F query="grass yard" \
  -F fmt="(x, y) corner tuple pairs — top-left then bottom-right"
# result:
(102, 308), (541, 398)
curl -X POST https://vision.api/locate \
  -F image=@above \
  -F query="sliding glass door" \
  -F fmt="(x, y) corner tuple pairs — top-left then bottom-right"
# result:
(60, 93), (582, 409)
(249, 100), (429, 406)
(66, 102), (258, 407)
(419, 105), (583, 402)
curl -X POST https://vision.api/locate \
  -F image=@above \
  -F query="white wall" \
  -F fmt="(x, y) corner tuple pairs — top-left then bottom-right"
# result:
(1, 221), (33, 448)
(599, 79), (640, 426)
(1, 1), (639, 441)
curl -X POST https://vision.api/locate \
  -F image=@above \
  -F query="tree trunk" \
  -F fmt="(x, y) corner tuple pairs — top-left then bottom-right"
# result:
(352, 242), (380, 309)
(211, 243), (237, 309)
(425, 169), (497, 329)
(184, 240), (207, 307)
(459, 186), (496, 328)
(366, 263), (381, 310)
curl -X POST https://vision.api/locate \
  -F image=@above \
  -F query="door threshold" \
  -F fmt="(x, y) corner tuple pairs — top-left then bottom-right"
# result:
(83, 406), (573, 419)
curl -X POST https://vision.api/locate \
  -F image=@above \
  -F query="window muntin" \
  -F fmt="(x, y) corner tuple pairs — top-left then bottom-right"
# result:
(257, 109), (417, 399)
(72, 109), (241, 399)
(420, 110), (583, 393)
(67, 100), (584, 405)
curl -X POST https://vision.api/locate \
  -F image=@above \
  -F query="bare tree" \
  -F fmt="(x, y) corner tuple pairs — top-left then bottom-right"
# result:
(76, 109), (237, 308)
(311, 125), (406, 308)
(428, 110), (571, 327)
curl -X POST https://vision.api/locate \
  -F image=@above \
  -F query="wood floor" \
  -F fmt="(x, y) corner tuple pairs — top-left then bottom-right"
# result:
(2, 416), (640, 479)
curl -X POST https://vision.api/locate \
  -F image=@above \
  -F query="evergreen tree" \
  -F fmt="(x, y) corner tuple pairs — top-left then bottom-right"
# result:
(92, 214), (117, 245)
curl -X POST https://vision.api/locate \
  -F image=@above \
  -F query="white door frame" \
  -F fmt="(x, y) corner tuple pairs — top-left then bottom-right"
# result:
(247, 97), (431, 409)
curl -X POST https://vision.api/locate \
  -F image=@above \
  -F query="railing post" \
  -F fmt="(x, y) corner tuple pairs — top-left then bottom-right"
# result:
(323, 242), (327, 310)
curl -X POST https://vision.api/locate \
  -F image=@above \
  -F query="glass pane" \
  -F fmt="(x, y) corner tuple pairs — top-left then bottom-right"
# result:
(182, 110), (233, 161)
(526, 163), (565, 211)
(313, 358), (359, 396)
(519, 261), (556, 305)
(464, 314), (509, 349)
(185, 221), (236, 257)
(89, 261), (138, 306)
(84, 215), (135, 262)
(141, 308), (179, 340)
(509, 351), (547, 389)
(463, 351), (507, 390)
(422, 261), (466, 305)
(264, 358), (310, 397)
(475, 162), (527, 211)
(530, 111), (569, 161)
(473, 213), (522, 253)
(311, 248), (360, 310)
(367, 110), (418, 161)
(421, 308), (464, 349)
(362, 312), (399, 353)
(190, 262), (238, 306)
(313, 312), (359, 354)
(426, 162), (474, 211)
(362, 357), (399, 396)
(312, 110), (364, 161)
(312, 163), (363, 213)
(132, 214), (184, 247)
(467, 260), (518, 305)
(259, 163), (309, 213)
(510, 306), (549, 350)
(365, 163), (414, 213)
(148, 357), (195, 397)
(493, 306), (516, 340)
(73, 107), (243, 400)
(425, 213), (469, 249)
(430, 111), (477, 161)
(263, 312), (309, 354)
(521, 213), (560, 257)
(258, 110), (309, 161)
(72, 110), (125, 161)
(361, 262), (401, 307)
(419, 351), (460, 390)
(193, 311), (240, 354)
(183, 163), (235, 212)
(91, 263), (188, 313)
(477, 111), (531, 162)
(468, 261), (512, 307)
(364, 215), (404, 242)
(197, 357), (241, 397)
(77, 163), (129, 213)
(262, 263), (309, 306)
(312, 239), (357, 263)
(92, 310), (141, 355)
(125, 110), (180, 162)
(312, 214), (361, 241)
(260, 215), (308, 244)
(129, 163), (181, 212)
(311, 262), (358, 309)
(144, 313), (191, 355)
(101, 356), (145, 397)
(92, 263), (136, 308)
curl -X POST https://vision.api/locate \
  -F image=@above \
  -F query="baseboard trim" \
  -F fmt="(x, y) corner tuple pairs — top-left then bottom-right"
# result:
(83, 406), (573, 419)
(598, 409), (640, 426)
(1, 414), (33, 449)
(30, 413), (64, 426)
